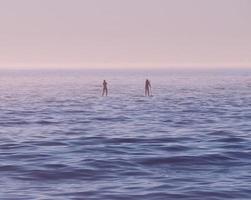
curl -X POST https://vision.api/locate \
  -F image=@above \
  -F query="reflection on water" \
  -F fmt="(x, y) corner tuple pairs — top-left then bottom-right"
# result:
(0, 70), (251, 199)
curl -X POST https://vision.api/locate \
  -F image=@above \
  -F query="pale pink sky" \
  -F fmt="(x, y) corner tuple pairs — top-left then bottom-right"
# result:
(0, 0), (250, 69)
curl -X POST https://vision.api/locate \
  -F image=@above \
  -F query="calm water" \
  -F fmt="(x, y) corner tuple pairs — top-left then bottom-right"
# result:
(0, 70), (251, 200)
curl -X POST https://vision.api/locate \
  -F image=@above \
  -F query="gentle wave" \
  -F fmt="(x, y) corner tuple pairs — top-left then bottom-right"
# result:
(0, 72), (251, 199)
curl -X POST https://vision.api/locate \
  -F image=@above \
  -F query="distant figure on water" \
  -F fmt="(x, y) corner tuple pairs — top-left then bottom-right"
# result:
(102, 80), (108, 96)
(145, 79), (152, 96)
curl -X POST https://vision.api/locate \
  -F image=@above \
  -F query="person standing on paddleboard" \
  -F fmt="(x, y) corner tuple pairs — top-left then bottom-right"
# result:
(145, 79), (152, 96)
(102, 80), (108, 96)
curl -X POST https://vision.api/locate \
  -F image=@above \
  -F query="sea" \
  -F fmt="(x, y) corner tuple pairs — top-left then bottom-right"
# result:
(0, 69), (251, 200)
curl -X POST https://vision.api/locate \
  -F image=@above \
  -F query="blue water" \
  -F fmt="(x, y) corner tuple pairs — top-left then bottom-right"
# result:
(0, 70), (251, 200)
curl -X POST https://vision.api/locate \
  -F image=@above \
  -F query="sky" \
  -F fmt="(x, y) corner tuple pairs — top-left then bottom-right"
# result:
(0, 0), (250, 69)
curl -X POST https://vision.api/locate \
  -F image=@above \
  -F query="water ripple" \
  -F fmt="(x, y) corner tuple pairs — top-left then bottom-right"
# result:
(0, 72), (251, 199)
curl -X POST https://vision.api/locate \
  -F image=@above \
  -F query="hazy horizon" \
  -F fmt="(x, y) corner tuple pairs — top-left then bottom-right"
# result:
(0, 0), (250, 69)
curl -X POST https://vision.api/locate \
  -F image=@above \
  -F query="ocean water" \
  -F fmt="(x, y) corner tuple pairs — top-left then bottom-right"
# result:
(0, 69), (251, 200)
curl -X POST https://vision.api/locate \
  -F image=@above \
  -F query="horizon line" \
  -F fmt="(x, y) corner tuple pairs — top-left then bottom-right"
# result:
(0, 65), (251, 71)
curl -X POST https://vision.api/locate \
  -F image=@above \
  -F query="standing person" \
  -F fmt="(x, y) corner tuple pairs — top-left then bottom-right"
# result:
(145, 79), (152, 96)
(102, 80), (108, 96)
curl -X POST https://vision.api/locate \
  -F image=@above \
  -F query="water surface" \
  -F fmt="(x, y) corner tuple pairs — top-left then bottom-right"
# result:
(0, 70), (251, 199)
